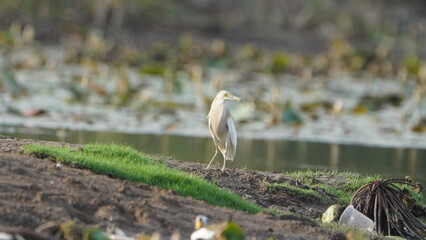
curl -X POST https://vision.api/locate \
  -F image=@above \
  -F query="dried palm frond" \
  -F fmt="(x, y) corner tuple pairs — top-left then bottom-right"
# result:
(351, 179), (426, 239)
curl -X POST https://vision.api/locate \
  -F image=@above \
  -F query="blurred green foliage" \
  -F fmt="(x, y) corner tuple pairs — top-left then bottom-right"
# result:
(1, 0), (426, 98)
(0, 0), (424, 47)
(270, 53), (290, 74)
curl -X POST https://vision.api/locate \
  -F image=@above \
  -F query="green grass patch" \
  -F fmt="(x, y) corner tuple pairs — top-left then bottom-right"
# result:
(23, 143), (262, 214)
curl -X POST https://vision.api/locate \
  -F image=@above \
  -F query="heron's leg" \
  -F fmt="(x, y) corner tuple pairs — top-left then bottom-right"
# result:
(206, 148), (218, 169)
(221, 157), (226, 171)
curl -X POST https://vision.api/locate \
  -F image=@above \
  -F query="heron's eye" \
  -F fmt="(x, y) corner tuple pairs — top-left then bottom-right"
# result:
(224, 93), (229, 97)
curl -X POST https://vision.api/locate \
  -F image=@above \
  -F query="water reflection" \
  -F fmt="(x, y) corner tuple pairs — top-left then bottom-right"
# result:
(330, 143), (339, 167)
(1, 127), (425, 188)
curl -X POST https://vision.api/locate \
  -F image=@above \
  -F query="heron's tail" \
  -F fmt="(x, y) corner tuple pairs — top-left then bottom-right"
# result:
(224, 147), (236, 161)
(220, 146), (235, 161)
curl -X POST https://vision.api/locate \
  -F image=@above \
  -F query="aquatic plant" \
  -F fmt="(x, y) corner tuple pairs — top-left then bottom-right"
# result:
(351, 179), (426, 239)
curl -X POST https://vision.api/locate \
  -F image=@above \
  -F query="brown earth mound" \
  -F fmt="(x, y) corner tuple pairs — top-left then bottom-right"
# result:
(0, 135), (344, 239)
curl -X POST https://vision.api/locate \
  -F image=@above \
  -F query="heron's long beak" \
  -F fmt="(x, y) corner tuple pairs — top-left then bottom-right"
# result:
(230, 95), (243, 102)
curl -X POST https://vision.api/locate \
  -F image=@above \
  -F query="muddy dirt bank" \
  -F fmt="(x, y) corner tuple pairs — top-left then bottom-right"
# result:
(0, 135), (346, 239)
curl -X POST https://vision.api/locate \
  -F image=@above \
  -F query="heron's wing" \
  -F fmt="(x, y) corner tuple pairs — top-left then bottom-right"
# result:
(208, 118), (221, 146)
(227, 115), (237, 149)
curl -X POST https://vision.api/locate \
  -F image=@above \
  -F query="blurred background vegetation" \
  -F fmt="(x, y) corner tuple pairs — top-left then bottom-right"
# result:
(1, 0), (426, 125)
(1, 0), (425, 55)
(1, 0), (426, 80)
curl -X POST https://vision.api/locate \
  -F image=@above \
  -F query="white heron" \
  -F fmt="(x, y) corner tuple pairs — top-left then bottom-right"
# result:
(206, 90), (242, 171)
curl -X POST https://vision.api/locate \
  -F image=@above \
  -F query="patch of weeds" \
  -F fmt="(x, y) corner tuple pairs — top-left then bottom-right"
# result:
(321, 222), (378, 240)
(23, 143), (262, 214)
(283, 170), (425, 206)
(284, 170), (380, 205)
(265, 206), (294, 217)
(265, 182), (328, 203)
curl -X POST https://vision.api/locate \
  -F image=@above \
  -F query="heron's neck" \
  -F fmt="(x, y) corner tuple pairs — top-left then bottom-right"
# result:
(213, 99), (228, 111)
(209, 99), (227, 117)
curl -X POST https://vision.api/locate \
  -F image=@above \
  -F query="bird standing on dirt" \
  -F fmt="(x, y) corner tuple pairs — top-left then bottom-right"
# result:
(207, 90), (242, 171)
(190, 215), (245, 240)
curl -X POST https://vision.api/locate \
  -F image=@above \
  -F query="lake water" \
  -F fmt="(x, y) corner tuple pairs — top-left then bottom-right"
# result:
(1, 126), (425, 188)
